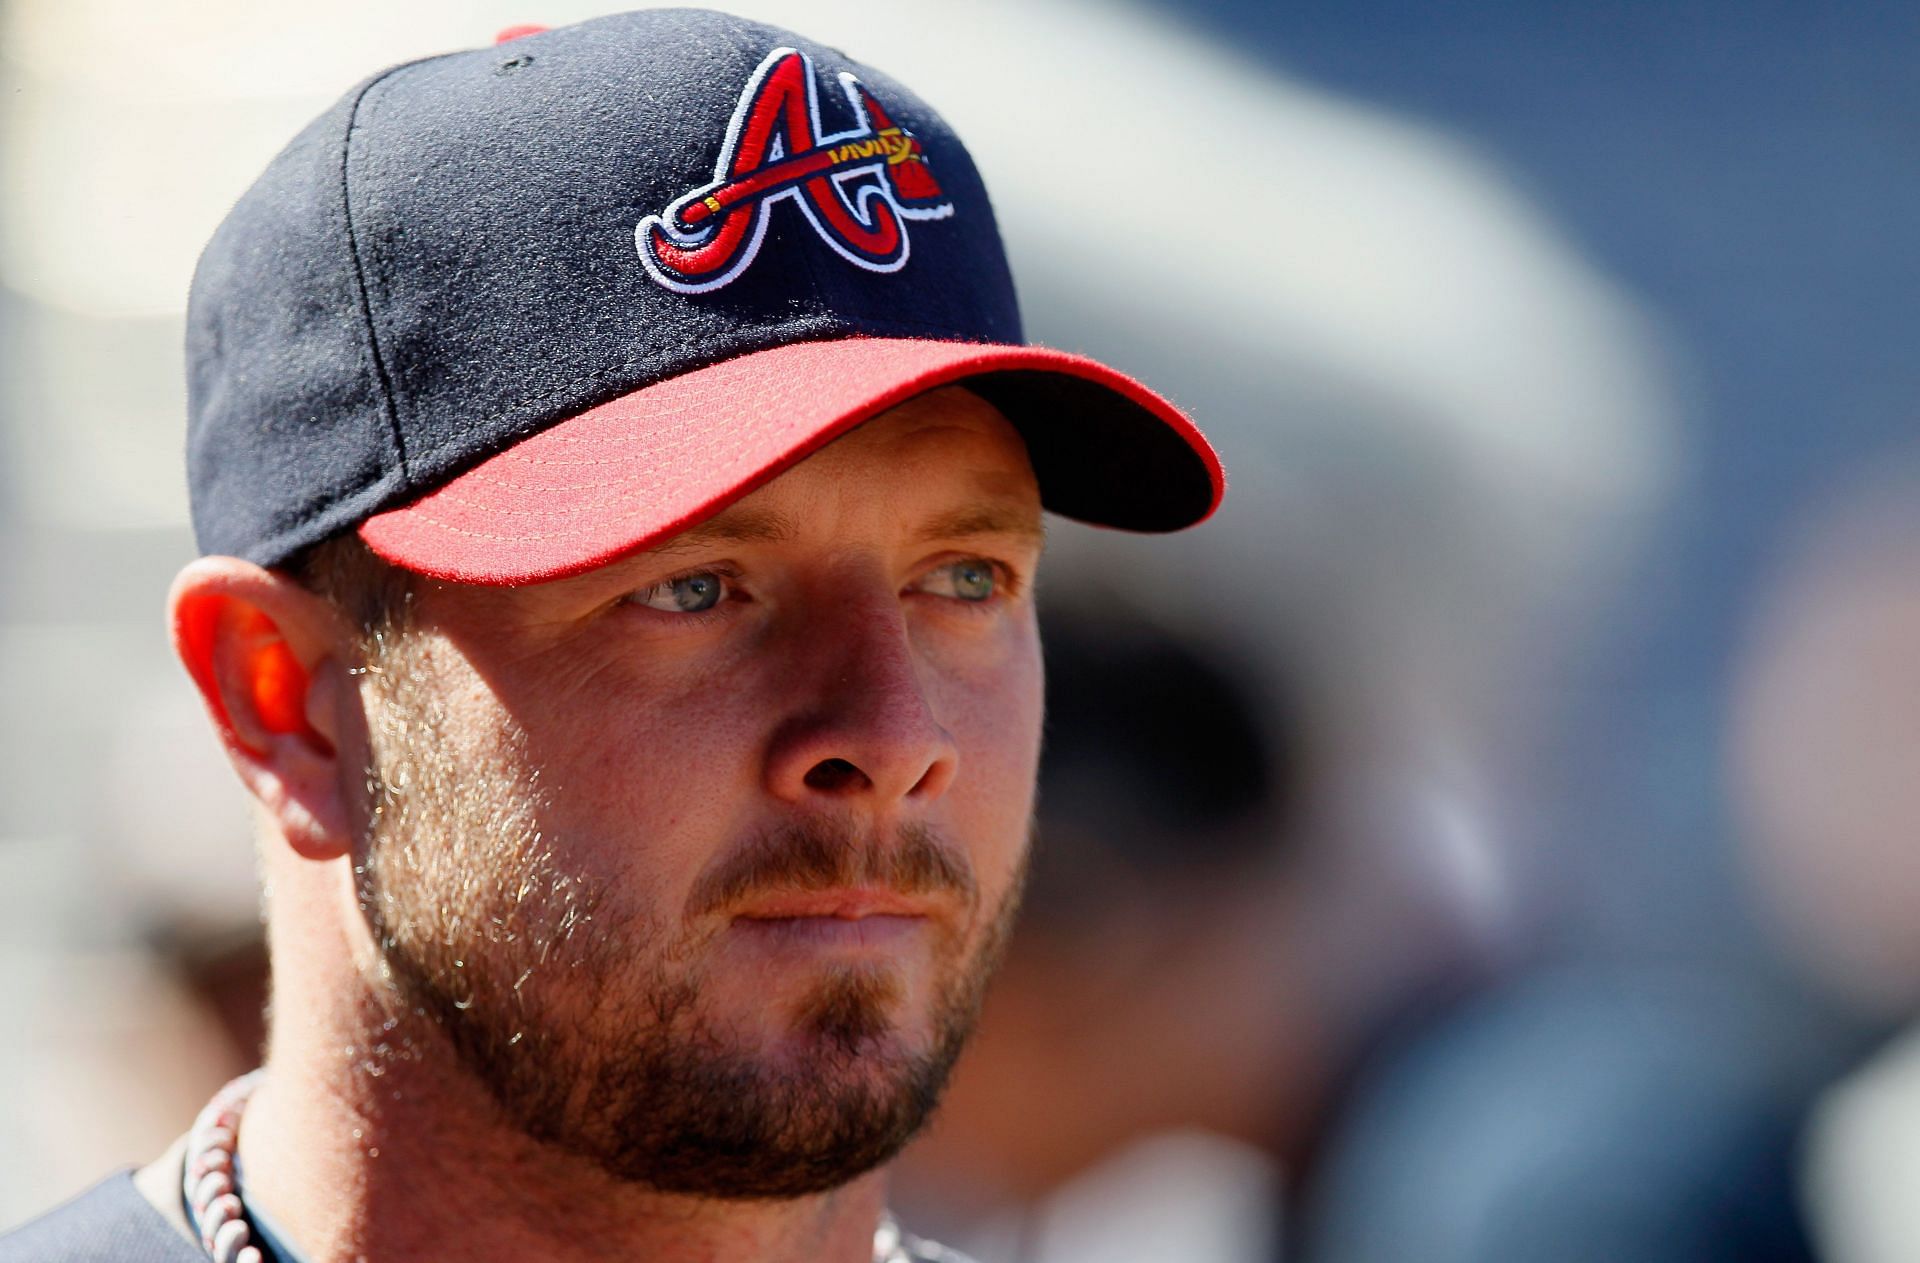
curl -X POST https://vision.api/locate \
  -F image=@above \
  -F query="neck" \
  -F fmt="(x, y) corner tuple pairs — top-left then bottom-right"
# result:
(241, 949), (890, 1262)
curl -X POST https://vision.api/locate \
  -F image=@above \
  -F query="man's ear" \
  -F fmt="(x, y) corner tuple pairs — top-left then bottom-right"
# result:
(170, 556), (362, 860)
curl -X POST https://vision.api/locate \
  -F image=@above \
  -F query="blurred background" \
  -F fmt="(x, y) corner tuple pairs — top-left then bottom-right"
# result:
(4, 2), (1918, 1259)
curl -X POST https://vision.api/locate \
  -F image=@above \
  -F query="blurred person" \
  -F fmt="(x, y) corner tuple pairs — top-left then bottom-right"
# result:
(859, 1), (1696, 1250)
(888, 549), (1520, 1263)
(1292, 965), (1824, 1263)
(1728, 451), (1920, 1263)
(0, 11), (1228, 1262)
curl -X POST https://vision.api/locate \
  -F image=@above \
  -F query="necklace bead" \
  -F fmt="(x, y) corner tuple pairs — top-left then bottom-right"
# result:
(183, 1070), (265, 1263)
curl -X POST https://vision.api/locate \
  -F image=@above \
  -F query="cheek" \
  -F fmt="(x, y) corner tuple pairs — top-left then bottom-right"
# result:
(462, 644), (773, 904)
(933, 615), (1044, 898)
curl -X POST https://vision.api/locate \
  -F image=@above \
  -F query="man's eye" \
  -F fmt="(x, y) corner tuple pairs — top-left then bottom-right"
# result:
(917, 560), (999, 603)
(626, 572), (728, 613)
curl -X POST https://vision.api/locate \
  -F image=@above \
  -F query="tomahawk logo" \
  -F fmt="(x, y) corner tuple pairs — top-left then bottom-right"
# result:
(636, 48), (954, 294)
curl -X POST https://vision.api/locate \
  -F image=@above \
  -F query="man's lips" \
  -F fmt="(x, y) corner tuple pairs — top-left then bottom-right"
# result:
(727, 889), (938, 950)
(729, 888), (937, 921)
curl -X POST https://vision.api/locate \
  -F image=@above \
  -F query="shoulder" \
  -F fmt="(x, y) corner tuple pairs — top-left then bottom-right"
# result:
(900, 1242), (978, 1263)
(0, 1171), (206, 1263)
(887, 1219), (979, 1263)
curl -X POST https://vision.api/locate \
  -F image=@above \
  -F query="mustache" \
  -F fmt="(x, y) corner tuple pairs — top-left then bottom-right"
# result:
(688, 815), (978, 918)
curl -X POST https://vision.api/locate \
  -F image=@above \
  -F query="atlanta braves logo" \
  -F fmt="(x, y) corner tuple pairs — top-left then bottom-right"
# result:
(635, 48), (954, 294)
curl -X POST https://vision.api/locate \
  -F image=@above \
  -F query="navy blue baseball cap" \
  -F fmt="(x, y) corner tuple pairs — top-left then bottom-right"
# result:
(185, 9), (1223, 584)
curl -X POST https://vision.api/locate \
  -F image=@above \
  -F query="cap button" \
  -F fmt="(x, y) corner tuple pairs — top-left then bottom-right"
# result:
(494, 24), (548, 44)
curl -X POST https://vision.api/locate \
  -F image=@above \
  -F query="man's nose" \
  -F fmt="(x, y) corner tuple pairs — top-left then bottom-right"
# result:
(763, 591), (959, 808)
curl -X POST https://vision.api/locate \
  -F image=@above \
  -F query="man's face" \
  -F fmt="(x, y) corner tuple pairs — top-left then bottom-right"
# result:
(349, 387), (1044, 1197)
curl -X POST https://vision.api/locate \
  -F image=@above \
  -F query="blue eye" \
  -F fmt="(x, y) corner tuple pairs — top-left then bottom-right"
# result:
(920, 560), (998, 603)
(627, 572), (727, 613)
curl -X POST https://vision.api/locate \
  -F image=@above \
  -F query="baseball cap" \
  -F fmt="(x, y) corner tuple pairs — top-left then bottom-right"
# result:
(186, 9), (1224, 585)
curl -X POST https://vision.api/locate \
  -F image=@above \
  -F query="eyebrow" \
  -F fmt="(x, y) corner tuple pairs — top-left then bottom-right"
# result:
(914, 503), (1045, 546)
(649, 508), (801, 553)
(645, 497), (1044, 557)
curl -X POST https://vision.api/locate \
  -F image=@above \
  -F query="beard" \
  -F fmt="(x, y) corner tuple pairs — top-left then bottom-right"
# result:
(351, 635), (1026, 1200)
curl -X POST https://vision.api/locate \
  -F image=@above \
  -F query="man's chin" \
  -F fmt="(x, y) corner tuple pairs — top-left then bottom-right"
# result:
(791, 962), (912, 1054)
(582, 1016), (958, 1199)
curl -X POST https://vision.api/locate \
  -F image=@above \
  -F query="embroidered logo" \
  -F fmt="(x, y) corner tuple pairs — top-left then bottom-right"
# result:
(635, 48), (954, 294)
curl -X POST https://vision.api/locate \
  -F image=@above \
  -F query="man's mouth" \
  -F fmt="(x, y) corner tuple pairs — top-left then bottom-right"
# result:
(729, 889), (935, 949)
(733, 889), (931, 919)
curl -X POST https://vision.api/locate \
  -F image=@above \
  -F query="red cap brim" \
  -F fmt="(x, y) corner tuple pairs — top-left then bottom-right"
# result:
(359, 336), (1223, 584)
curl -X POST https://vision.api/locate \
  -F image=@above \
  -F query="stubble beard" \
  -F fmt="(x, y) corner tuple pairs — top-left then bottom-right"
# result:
(350, 634), (1026, 1199)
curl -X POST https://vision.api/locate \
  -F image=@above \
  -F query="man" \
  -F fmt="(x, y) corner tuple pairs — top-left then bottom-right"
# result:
(0, 10), (1220, 1263)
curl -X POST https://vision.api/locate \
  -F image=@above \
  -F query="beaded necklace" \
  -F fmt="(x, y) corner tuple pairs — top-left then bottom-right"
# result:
(182, 1070), (267, 1263)
(182, 1071), (934, 1263)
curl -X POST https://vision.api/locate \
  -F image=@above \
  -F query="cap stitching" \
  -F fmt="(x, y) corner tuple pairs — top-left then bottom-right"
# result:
(338, 63), (422, 495)
(373, 513), (635, 545)
(426, 421), (802, 518)
(400, 402), (825, 538)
